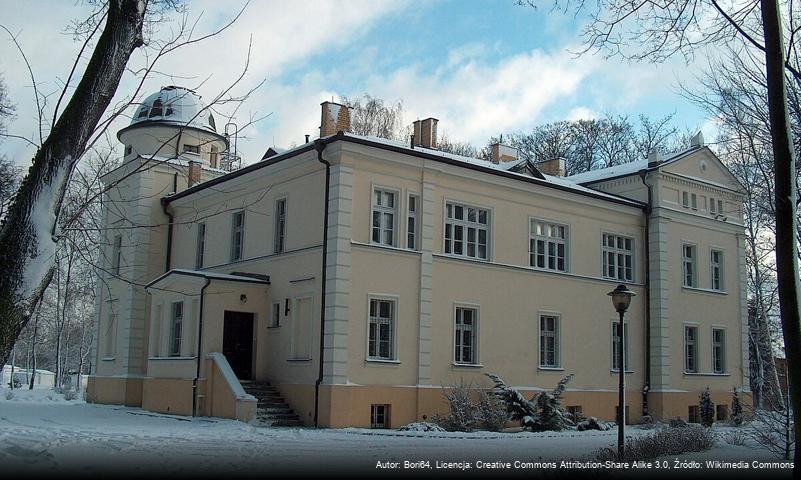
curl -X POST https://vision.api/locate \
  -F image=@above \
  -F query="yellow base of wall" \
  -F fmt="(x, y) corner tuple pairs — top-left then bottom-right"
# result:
(85, 376), (144, 407)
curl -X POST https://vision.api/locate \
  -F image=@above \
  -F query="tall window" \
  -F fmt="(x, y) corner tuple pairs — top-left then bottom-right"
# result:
(713, 328), (726, 374)
(370, 404), (390, 429)
(539, 314), (560, 368)
(269, 302), (280, 328)
(611, 321), (630, 371)
(169, 302), (183, 357)
(602, 234), (634, 281)
(372, 188), (397, 246)
(230, 210), (245, 261)
(685, 325), (698, 373)
(682, 191), (689, 207)
(195, 223), (206, 269)
(368, 298), (396, 360)
(407, 194), (420, 250)
(454, 307), (478, 364)
(691, 193), (698, 210)
(112, 235), (122, 275)
(274, 198), (287, 254)
(682, 244), (697, 287)
(445, 202), (489, 259)
(710, 249), (723, 291)
(709, 196), (716, 214)
(529, 219), (567, 272)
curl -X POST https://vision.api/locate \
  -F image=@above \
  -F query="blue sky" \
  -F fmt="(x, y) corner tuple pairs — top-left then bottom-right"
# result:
(0, 0), (716, 166)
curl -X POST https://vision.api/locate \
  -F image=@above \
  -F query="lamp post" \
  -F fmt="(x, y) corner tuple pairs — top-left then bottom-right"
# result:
(607, 284), (636, 457)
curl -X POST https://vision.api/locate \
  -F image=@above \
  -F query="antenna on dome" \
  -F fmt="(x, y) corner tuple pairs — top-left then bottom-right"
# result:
(223, 122), (241, 172)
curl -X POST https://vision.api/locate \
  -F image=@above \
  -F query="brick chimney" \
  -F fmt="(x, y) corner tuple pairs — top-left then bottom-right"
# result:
(320, 101), (351, 137)
(188, 160), (202, 187)
(412, 117), (438, 149)
(537, 158), (566, 177)
(490, 143), (519, 164)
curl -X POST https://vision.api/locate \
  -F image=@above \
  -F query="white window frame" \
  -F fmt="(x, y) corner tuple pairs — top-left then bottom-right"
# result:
(371, 186), (399, 247)
(230, 210), (245, 262)
(444, 201), (490, 260)
(682, 243), (697, 287)
(195, 223), (206, 269)
(182, 144), (200, 155)
(712, 328), (726, 374)
(407, 193), (420, 250)
(710, 248), (724, 291)
(539, 313), (561, 368)
(453, 304), (479, 365)
(169, 301), (183, 357)
(684, 324), (699, 373)
(274, 197), (287, 254)
(709, 196), (716, 214)
(529, 218), (568, 272)
(682, 191), (689, 207)
(602, 233), (634, 282)
(367, 295), (398, 361)
(611, 320), (630, 372)
(691, 193), (698, 210)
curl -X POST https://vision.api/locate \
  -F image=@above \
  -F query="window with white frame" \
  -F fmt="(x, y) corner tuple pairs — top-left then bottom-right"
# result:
(691, 193), (698, 210)
(195, 223), (206, 269)
(372, 188), (397, 246)
(712, 328), (726, 374)
(682, 191), (689, 207)
(274, 198), (287, 254)
(602, 233), (634, 281)
(445, 202), (489, 260)
(710, 249), (724, 291)
(269, 302), (280, 328)
(683, 244), (697, 287)
(112, 235), (122, 275)
(230, 210), (245, 261)
(169, 301), (183, 357)
(709, 196), (716, 214)
(685, 325), (698, 373)
(611, 321), (630, 371)
(454, 306), (478, 364)
(539, 314), (560, 368)
(407, 194), (420, 250)
(182, 144), (200, 154)
(368, 298), (396, 360)
(530, 219), (567, 272)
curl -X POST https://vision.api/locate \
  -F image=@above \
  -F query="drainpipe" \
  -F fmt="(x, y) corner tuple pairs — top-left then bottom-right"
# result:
(313, 138), (331, 428)
(638, 169), (653, 418)
(192, 278), (212, 417)
(162, 173), (178, 272)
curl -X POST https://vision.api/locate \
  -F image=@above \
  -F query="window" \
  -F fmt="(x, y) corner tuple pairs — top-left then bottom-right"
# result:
(274, 198), (286, 254)
(688, 405), (700, 423)
(230, 211), (245, 261)
(210, 146), (219, 168)
(682, 191), (689, 207)
(368, 298), (396, 360)
(112, 235), (122, 275)
(183, 144), (200, 154)
(709, 196), (716, 213)
(169, 302), (183, 357)
(539, 314), (560, 368)
(716, 404), (729, 421)
(372, 188), (397, 246)
(685, 325), (698, 373)
(407, 194), (420, 250)
(291, 296), (313, 359)
(683, 244), (697, 287)
(269, 302), (280, 328)
(149, 99), (163, 117)
(602, 234), (634, 281)
(195, 223), (206, 269)
(713, 328), (726, 374)
(612, 321), (630, 371)
(445, 202), (489, 260)
(717, 199), (724, 214)
(529, 219), (567, 271)
(710, 249), (723, 291)
(691, 193), (698, 210)
(124, 145), (132, 156)
(370, 404), (390, 429)
(454, 307), (478, 364)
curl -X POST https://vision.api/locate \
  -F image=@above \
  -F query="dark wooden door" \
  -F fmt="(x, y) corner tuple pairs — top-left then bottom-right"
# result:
(223, 311), (254, 380)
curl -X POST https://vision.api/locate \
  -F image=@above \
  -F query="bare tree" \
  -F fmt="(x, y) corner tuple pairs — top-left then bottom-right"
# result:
(342, 94), (406, 141)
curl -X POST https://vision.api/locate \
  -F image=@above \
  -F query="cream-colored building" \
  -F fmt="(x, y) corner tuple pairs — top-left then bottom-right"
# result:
(87, 86), (749, 428)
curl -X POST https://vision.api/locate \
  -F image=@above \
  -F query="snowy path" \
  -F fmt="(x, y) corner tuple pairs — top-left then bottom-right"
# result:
(0, 388), (792, 477)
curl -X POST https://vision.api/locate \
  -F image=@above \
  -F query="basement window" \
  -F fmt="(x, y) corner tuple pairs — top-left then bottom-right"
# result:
(370, 404), (390, 429)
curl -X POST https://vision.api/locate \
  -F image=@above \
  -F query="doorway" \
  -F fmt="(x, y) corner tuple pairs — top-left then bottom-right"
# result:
(222, 311), (254, 380)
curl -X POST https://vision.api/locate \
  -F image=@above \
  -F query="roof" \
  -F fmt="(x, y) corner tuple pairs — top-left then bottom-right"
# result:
(566, 146), (702, 184)
(145, 269), (271, 289)
(126, 86), (218, 134)
(164, 132), (645, 209)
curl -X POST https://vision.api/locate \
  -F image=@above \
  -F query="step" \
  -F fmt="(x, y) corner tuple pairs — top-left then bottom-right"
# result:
(257, 412), (300, 421)
(257, 407), (294, 415)
(258, 419), (304, 427)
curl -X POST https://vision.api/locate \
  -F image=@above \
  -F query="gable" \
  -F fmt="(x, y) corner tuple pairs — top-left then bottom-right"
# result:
(661, 147), (744, 193)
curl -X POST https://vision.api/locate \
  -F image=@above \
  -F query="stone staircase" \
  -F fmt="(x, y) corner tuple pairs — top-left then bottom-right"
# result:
(240, 380), (304, 427)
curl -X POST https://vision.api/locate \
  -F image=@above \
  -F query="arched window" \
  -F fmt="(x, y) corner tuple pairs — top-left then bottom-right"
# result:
(149, 99), (163, 118)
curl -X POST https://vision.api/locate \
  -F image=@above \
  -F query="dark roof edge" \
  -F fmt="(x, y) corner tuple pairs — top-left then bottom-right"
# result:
(145, 269), (271, 289)
(165, 134), (645, 209)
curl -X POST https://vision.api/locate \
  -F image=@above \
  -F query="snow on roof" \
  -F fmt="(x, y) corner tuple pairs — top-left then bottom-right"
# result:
(566, 146), (702, 184)
(130, 86), (217, 133)
(146, 269), (270, 289)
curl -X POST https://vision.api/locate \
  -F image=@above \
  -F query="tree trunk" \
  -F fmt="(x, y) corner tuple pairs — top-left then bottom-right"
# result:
(761, 0), (801, 469)
(0, 0), (146, 367)
(28, 311), (37, 390)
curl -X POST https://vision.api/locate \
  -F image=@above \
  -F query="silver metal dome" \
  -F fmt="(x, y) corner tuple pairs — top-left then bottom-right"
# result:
(130, 86), (217, 132)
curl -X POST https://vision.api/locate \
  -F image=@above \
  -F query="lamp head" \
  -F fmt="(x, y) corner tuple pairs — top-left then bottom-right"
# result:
(608, 284), (636, 313)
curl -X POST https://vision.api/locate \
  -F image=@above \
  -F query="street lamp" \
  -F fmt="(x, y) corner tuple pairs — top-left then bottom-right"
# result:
(607, 284), (636, 457)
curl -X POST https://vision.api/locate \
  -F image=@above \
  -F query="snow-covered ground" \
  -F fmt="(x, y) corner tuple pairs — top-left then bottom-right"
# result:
(0, 387), (792, 476)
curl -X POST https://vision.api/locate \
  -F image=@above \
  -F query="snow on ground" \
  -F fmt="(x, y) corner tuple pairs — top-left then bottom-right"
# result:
(0, 386), (792, 477)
